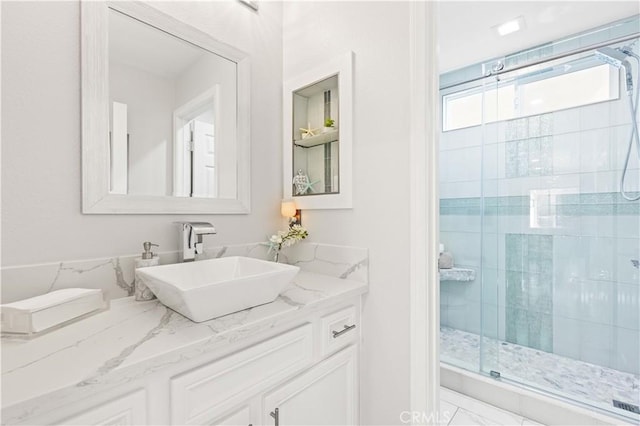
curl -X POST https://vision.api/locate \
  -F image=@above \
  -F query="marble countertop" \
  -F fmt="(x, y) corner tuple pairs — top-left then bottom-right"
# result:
(1, 271), (367, 423)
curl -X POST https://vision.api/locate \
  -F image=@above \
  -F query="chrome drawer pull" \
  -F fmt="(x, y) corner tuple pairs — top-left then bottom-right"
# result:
(332, 324), (356, 338)
(270, 407), (279, 426)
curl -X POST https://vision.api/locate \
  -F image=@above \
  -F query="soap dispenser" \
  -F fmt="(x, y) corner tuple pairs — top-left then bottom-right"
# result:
(134, 242), (159, 301)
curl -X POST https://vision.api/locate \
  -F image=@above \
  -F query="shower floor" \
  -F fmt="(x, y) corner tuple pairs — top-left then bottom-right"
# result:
(440, 326), (640, 416)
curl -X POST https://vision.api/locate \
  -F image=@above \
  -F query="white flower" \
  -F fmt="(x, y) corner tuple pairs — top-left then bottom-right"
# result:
(266, 226), (309, 259)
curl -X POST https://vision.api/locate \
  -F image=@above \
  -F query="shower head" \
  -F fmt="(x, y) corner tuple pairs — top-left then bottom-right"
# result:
(595, 47), (634, 92)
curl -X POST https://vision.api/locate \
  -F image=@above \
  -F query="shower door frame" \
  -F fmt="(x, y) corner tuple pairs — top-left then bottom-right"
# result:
(439, 20), (640, 422)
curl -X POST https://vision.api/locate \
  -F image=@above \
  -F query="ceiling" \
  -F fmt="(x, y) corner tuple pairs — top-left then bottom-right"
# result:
(437, 1), (640, 73)
(109, 8), (207, 79)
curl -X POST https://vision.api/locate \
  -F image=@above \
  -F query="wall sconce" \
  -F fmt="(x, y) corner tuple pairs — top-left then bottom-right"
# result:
(281, 199), (301, 227)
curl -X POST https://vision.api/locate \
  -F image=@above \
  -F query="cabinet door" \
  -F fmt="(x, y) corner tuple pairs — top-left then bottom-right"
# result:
(263, 345), (357, 426)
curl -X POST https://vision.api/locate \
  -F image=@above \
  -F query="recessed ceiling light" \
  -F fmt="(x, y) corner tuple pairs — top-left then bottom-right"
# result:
(494, 16), (526, 36)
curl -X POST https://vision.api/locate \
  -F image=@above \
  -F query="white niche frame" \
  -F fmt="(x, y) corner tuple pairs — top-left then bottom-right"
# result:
(283, 52), (353, 209)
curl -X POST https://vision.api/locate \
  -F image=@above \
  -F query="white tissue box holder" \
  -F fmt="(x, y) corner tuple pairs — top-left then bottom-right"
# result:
(1, 288), (108, 337)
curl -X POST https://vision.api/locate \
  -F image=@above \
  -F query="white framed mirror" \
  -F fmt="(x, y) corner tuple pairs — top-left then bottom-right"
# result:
(81, 1), (250, 214)
(283, 52), (353, 209)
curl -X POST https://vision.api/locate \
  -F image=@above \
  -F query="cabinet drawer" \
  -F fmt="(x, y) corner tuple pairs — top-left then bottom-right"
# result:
(321, 306), (358, 357)
(171, 324), (313, 424)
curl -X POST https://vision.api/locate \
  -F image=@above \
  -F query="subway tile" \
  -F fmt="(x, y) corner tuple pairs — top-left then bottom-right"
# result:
(580, 101), (611, 131)
(481, 268), (500, 306)
(441, 277), (481, 305)
(445, 146), (483, 183)
(552, 108), (581, 135)
(552, 132), (581, 174)
(506, 118), (529, 141)
(483, 143), (499, 180)
(441, 181), (482, 199)
(615, 215), (640, 244)
(529, 116), (542, 138)
(585, 237), (616, 282)
(496, 121), (509, 143)
(579, 171), (619, 194)
(579, 321), (613, 367)
(506, 141), (519, 178)
(442, 231), (482, 268)
(609, 95), (633, 127)
(578, 280), (615, 325)
(517, 140), (529, 177)
(613, 327), (640, 375)
(552, 315), (582, 360)
(506, 306), (529, 347)
(540, 137), (553, 176)
(580, 215), (615, 238)
(439, 150), (450, 183)
(580, 128), (611, 173)
(609, 124), (639, 171)
(528, 138), (543, 176)
(614, 237), (640, 285)
(446, 304), (471, 332)
(615, 282), (639, 331)
(496, 142), (507, 179)
(540, 114), (553, 137)
(618, 169), (640, 193)
(481, 303), (500, 340)
(482, 236), (499, 269)
(441, 125), (484, 150)
(440, 215), (482, 233)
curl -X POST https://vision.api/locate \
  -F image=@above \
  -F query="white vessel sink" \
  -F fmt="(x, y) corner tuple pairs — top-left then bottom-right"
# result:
(136, 257), (300, 322)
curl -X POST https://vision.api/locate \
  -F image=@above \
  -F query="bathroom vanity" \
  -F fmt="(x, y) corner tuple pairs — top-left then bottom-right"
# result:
(1, 271), (366, 425)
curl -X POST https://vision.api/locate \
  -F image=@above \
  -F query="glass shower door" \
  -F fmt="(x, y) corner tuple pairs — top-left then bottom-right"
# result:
(484, 43), (640, 420)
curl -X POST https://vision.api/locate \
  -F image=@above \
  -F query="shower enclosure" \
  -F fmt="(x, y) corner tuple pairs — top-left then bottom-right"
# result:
(439, 16), (640, 421)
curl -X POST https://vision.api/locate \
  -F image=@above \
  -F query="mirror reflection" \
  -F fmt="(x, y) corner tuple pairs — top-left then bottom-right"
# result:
(292, 75), (339, 196)
(108, 8), (237, 199)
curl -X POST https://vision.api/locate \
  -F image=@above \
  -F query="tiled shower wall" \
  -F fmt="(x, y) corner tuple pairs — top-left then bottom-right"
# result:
(440, 67), (640, 374)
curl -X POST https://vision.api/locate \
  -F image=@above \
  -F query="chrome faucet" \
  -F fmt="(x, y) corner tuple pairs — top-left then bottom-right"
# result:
(176, 222), (216, 262)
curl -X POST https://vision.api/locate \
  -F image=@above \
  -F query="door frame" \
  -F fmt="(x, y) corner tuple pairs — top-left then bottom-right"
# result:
(409, 2), (440, 425)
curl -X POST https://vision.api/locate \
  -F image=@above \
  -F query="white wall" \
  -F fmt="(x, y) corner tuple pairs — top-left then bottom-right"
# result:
(283, 2), (412, 424)
(110, 61), (175, 196)
(1, 1), (283, 266)
(174, 54), (237, 199)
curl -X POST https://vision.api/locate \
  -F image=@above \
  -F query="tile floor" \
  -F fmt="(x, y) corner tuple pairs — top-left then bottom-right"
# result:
(441, 387), (545, 426)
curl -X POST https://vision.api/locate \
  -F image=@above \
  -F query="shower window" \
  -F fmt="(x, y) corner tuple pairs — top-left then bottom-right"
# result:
(442, 62), (620, 131)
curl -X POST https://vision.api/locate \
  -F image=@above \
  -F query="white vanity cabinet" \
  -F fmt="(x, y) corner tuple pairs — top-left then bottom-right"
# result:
(170, 302), (361, 426)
